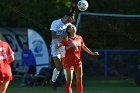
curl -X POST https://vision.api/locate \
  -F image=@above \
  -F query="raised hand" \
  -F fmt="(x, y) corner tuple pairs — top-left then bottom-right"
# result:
(91, 52), (99, 55)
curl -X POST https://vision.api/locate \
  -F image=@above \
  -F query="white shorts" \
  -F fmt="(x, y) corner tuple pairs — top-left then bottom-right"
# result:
(50, 39), (65, 58)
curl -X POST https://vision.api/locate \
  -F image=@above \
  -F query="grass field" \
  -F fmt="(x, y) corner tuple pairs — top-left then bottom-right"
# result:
(7, 77), (140, 93)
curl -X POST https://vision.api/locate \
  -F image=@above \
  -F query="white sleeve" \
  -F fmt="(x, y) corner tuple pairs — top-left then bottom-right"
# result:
(50, 21), (57, 32)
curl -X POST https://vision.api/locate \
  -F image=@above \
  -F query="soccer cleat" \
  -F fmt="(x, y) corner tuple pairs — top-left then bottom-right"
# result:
(50, 81), (57, 91)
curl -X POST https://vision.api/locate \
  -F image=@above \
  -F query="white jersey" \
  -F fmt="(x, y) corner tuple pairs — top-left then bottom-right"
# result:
(50, 19), (71, 57)
(50, 19), (71, 42)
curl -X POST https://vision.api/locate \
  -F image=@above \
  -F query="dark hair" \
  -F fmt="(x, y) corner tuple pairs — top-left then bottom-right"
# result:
(66, 31), (71, 36)
(70, 2), (76, 14)
(66, 12), (75, 21)
(66, 12), (74, 17)
(66, 2), (76, 21)
(66, 25), (72, 36)
(23, 42), (28, 45)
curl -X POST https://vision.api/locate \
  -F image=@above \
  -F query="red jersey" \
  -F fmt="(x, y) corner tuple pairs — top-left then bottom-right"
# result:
(0, 40), (14, 81)
(60, 35), (85, 65)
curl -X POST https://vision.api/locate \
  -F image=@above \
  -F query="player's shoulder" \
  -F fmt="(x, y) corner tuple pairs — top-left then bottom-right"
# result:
(0, 41), (10, 47)
(76, 35), (82, 38)
(1, 41), (8, 45)
(52, 19), (61, 24)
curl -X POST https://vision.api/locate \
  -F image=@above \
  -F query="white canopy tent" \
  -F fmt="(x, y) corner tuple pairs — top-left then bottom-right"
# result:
(0, 28), (50, 74)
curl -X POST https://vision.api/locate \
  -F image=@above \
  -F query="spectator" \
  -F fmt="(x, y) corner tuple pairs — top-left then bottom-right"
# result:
(21, 42), (36, 85)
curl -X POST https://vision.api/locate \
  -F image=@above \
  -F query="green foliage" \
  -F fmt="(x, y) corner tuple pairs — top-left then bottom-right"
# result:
(0, 0), (139, 45)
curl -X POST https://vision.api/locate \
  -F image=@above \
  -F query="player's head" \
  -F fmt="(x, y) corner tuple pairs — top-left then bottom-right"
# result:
(62, 2), (76, 24)
(66, 24), (77, 36)
(62, 13), (75, 24)
(23, 42), (28, 50)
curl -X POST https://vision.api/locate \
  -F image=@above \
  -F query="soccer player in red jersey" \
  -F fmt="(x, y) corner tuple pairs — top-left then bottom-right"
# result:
(55, 24), (99, 93)
(0, 33), (14, 93)
(50, 3), (76, 90)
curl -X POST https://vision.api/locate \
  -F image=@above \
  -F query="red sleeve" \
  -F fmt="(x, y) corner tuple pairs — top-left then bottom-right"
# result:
(6, 43), (14, 57)
(60, 38), (66, 46)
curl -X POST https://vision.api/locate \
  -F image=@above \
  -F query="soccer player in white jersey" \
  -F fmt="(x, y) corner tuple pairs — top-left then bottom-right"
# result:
(50, 11), (75, 90)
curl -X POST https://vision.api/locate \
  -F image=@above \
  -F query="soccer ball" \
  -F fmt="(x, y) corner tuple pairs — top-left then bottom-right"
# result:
(77, 0), (89, 11)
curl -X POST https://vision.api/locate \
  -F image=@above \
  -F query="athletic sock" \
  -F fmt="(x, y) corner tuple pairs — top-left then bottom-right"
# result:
(66, 82), (72, 93)
(76, 80), (83, 93)
(52, 68), (60, 82)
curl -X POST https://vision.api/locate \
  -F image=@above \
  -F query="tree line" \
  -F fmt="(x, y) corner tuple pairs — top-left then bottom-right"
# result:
(0, 0), (139, 47)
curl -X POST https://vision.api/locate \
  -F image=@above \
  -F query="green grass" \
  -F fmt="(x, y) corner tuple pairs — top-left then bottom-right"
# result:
(7, 77), (140, 93)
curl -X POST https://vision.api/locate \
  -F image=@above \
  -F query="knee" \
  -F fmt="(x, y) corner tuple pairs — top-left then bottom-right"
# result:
(76, 76), (82, 81)
(67, 77), (72, 83)
(0, 85), (7, 93)
(77, 78), (82, 81)
(55, 66), (62, 71)
(55, 63), (62, 71)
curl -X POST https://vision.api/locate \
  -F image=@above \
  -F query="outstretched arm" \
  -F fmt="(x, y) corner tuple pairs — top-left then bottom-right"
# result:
(82, 45), (99, 55)
(81, 36), (99, 55)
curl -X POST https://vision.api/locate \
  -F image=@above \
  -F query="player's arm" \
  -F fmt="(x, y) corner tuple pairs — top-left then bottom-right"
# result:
(51, 30), (67, 39)
(8, 53), (14, 63)
(7, 43), (15, 63)
(55, 39), (66, 49)
(82, 45), (99, 55)
(81, 37), (99, 55)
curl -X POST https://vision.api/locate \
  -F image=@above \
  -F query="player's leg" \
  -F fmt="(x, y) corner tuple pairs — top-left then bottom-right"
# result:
(63, 68), (67, 81)
(65, 68), (74, 93)
(50, 42), (64, 90)
(61, 49), (67, 81)
(52, 56), (62, 82)
(50, 56), (62, 91)
(75, 65), (83, 93)
(0, 79), (10, 93)
(21, 66), (27, 85)
(22, 66), (29, 85)
(51, 42), (62, 83)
